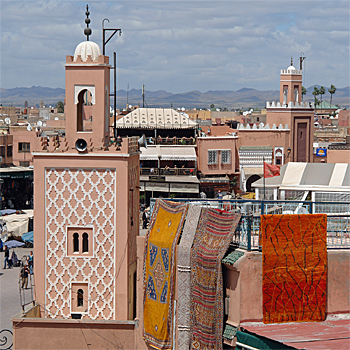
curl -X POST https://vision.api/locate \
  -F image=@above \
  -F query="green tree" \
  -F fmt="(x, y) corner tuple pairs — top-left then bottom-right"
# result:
(319, 86), (325, 112)
(328, 84), (337, 108)
(302, 86), (307, 101)
(56, 101), (64, 113)
(210, 103), (215, 109)
(312, 87), (320, 113)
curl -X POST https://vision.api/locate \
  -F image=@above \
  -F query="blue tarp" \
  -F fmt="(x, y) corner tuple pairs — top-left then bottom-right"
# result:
(5, 240), (25, 248)
(0, 209), (17, 216)
(22, 231), (34, 244)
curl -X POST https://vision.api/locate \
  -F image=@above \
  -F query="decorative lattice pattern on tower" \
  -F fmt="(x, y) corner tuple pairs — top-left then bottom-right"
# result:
(45, 168), (116, 320)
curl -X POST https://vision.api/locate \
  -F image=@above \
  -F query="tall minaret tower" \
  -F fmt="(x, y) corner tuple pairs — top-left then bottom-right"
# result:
(33, 5), (139, 325)
(266, 59), (314, 163)
(64, 5), (110, 149)
(279, 57), (302, 106)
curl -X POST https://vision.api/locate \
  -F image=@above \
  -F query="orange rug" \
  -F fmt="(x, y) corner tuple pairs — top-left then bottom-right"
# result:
(261, 214), (327, 324)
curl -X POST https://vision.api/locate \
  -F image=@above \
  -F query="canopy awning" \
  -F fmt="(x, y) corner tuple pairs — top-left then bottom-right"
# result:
(140, 146), (196, 161)
(252, 162), (350, 191)
(116, 108), (198, 129)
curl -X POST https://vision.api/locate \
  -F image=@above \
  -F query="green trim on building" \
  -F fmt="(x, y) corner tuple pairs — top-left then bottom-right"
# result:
(235, 330), (297, 350)
(223, 323), (238, 341)
(222, 250), (245, 266)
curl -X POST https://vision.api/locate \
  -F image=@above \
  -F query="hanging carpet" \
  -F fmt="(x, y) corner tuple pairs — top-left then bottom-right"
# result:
(143, 199), (187, 349)
(261, 214), (327, 324)
(177, 204), (202, 350)
(190, 208), (242, 350)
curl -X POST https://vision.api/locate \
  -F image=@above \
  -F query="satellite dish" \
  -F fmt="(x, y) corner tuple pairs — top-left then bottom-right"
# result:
(5, 117), (11, 125)
(55, 117), (59, 120)
(37, 121), (43, 127)
(27, 124), (32, 131)
(43, 122), (47, 127)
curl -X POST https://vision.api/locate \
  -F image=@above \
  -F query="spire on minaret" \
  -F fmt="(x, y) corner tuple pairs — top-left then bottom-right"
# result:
(291, 56), (293, 66)
(84, 4), (92, 41)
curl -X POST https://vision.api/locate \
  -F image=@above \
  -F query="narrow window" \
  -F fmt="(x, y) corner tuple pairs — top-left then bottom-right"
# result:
(73, 232), (79, 252)
(82, 232), (89, 253)
(283, 86), (288, 103)
(221, 150), (231, 164)
(77, 90), (85, 132)
(208, 150), (218, 165)
(77, 289), (84, 307)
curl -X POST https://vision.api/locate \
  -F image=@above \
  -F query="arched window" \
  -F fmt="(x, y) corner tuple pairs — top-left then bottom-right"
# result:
(77, 89), (93, 132)
(283, 86), (288, 104)
(77, 289), (84, 307)
(73, 232), (79, 252)
(82, 232), (89, 253)
(294, 86), (299, 102)
(77, 90), (85, 132)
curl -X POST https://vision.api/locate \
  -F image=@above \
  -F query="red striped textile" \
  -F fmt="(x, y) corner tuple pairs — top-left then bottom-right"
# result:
(190, 208), (241, 350)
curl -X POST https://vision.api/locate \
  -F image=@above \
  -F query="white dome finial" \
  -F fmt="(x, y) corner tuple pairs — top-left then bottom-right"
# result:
(287, 57), (296, 72)
(73, 41), (101, 62)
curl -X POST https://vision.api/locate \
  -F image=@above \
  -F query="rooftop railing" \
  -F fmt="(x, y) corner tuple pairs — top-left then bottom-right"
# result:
(147, 137), (196, 146)
(149, 198), (350, 250)
(140, 167), (197, 176)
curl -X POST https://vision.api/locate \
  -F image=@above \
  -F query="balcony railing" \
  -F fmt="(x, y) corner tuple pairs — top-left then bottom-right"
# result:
(150, 198), (350, 250)
(140, 167), (197, 176)
(147, 137), (196, 146)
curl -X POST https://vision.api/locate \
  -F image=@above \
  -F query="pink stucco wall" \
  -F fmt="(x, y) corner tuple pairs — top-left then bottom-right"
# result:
(224, 250), (350, 323)
(65, 56), (110, 150)
(327, 149), (350, 163)
(265, 109), (314, 162)
(196, 136), (238, 176)
(33, 151), (139, 322)
(237, 130), (290, 150)
(12, 318), (136, 349)
(10, 127), (37, 166)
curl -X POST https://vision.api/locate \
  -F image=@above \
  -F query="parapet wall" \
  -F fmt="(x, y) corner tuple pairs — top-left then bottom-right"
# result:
(224, 250), (350, 324)
(266, 101), (314, 108)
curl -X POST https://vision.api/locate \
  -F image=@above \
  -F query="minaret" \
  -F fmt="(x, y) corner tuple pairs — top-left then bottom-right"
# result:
(266, 59), (314, 163)
(33, 6), (139, 323)
(64, 4), (111, 150)
(279, 57), (302, 106)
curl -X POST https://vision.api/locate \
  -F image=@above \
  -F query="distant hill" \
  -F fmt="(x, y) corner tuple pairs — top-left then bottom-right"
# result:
(1, 85), (349, 109)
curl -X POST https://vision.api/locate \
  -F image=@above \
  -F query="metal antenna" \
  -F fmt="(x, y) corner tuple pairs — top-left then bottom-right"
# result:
(102, 19), (122, 55)
(102, 19), (122, 139)
(299, 52), (306, 70)
(84, 4), (92, 41)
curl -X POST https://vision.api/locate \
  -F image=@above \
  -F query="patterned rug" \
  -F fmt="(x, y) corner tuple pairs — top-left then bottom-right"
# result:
(190, 208), (242, 350)
(261, 214), (327, 324)
(177, 205), (202, 350)
(143, 199), (187, 349)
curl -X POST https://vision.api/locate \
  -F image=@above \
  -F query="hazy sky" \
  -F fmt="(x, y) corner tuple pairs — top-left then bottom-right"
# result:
(1, 0), (349, 92)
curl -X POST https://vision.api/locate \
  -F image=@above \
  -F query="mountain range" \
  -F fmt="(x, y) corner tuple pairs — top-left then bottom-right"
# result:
(1, 85), (349, 109)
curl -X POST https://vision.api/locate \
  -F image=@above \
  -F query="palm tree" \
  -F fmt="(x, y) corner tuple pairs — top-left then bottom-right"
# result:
(328, 84), (337, 109)
(302, 86), (307, 102)
(312, 87), (320, 113)
(319, 86), (325, 113)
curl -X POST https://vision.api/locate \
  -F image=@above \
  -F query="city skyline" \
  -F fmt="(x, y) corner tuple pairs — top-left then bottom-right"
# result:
(1, 1), (349, 93)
